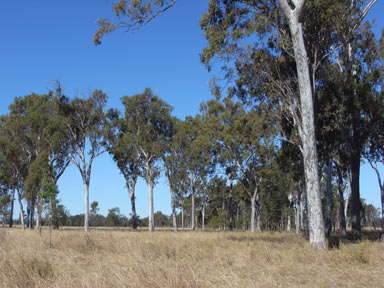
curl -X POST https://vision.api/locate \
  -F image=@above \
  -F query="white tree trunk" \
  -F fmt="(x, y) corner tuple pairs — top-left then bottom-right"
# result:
(202, 203), (206, 230)
(17, 190), (25, 230)
(256, 210), (261, 232)
(280, 0), (326, 249)
(169, 183), (177, 232)
(251, 194), (256, 233)
(287, 214), (291, 232)
(345, 173), (352, 227)
(191, 185), (195, 230)
(148, 177), (154, 232)
(84, 182), (90, 231)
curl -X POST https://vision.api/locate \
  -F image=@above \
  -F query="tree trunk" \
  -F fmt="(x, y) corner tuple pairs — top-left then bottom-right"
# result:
(280, 0), (326, 249)
(148, 177), (154, 232)
(9, 189), (15, 228)
(296, 200), (300, 234)
(202, 203), (205, 230)
(228, 177), (234, 231)
(84, 181), (90, 231)
(350, 150), (361, 233)
(345, 174), (352, 228)
(17, 190), (25, 230)
(336, 165), (347, 236)
(126, 180), (137, 230)
(287, 213), (291, 232)
(26, 201), (30, 228)
(169, 184), (177, 232)
(325, 156), (333, 238)
(256, 208), (261, 232)
(29, 201), (34, 229)
(130, 192), (137, 229)
(251, 194), (256, 233)
(191, 185), (195, 230)
(181, 204), (184, 229)
(36, 197), (42, 231)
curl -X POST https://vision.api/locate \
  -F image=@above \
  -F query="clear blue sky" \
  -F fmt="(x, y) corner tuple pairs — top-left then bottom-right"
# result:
(0, 0), (383, 218)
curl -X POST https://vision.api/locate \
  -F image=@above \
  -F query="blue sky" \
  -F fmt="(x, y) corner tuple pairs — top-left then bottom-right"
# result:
(0, 0), (383, 218)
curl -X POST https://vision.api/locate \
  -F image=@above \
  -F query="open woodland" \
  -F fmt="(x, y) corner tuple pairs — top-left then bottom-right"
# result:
(1, 0), (384, 286)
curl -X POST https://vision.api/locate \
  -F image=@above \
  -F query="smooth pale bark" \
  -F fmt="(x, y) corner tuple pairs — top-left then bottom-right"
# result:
(168, 181), (177, 232)
(9, 189), (15, 228)
(251, 193), (257, 233)
(202, 203), (206, 230)
(336, 165), (347, 236)
(191, 184), (195, 230)
(256, 210), (261, 232)
(84, 181), (90, 231)
(228, 178), (234, 231)
(345, 174), (352, 228)
(17, 189), (25, 230)
(280, 0), (326, 250)
(147, 177), (154, 232)
(325, 156), (333, 238)
(287, 214), (291, 232)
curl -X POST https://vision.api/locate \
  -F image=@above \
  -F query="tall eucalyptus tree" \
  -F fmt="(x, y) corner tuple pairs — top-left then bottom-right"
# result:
(63, 90), (108, 231)
(120, 88), (173, 232)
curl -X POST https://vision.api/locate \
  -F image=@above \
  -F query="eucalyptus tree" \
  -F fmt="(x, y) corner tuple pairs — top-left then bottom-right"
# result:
(200, 96), (245, 231)
(326, 9), (380, 233)
(121, 88), (173, 232)
(4, 94), (71, 229)
(176, 116), (214, 230)
(25, 151), (59, 233)
(63, 90), (108, 231)
(104, 109), (141, 229)
(162, 117), (189, 232)
(0, 117), (28, 229)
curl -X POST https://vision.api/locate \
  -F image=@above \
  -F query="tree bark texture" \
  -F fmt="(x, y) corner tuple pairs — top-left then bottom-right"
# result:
(84, 181), (90, 231)
(191, 185), (195, 230)
(9, 189), (15, 228)
(336, 165), (347, 236)
(130, 191), (137, 229)
(169, 185), (177, 232)
(148, 178), (154, 232)
(17, 190), (25, 230)
(280, 0), (326, 249)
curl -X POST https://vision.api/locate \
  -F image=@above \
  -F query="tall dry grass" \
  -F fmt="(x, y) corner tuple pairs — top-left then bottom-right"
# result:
(0, 228), (383, 288)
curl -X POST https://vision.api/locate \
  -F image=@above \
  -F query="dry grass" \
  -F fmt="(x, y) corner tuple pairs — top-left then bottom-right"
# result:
(0, 228), (383, 288)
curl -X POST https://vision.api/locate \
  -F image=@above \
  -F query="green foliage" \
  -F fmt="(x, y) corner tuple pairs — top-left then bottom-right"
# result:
(120, 88), (173, 183)
(94, 0), (176, 44)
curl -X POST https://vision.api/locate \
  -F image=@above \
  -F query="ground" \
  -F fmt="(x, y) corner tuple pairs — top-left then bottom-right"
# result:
(0, 228), (383, 287)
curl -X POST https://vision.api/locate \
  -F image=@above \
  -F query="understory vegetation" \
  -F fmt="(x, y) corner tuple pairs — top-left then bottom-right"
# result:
(0, 228), (383, 288)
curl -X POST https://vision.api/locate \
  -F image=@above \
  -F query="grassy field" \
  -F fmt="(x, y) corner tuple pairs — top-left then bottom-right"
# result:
(0, 228), (383, 288)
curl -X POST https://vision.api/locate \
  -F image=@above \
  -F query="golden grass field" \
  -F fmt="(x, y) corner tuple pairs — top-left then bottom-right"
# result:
(0, 228), (383, 288)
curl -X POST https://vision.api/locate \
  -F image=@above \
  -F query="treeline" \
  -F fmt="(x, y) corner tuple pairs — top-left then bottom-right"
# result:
(0, 0), (384, 249)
